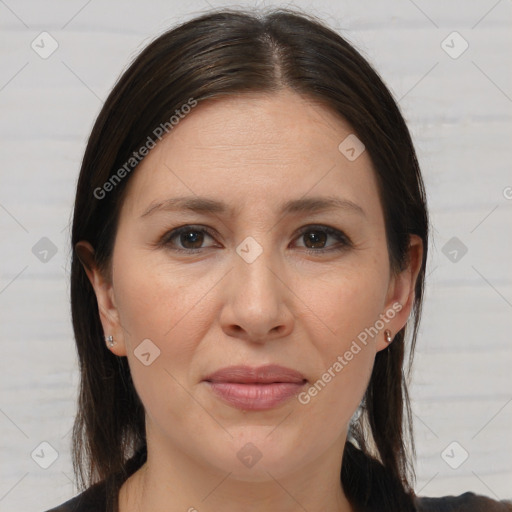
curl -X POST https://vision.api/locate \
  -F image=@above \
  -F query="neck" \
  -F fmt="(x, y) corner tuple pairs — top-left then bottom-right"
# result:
(119, 433), (354, 512)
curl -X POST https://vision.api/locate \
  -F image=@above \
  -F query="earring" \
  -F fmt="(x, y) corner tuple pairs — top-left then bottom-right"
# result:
(384, 329), (393, 344)
(105, 335), (116, 348)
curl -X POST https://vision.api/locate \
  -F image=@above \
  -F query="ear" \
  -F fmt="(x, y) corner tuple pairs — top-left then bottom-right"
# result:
(75, 241), (127, 356)
(376, 234), (423, 352)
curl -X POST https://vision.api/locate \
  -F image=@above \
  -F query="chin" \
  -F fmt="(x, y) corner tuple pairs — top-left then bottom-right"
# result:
(200, 433), (306, 482)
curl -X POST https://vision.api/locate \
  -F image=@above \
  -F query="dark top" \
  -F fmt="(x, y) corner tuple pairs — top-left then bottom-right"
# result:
(45, 481), (512, 512)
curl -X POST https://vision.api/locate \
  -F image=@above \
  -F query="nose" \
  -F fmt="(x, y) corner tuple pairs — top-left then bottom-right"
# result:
(219, 246), (294, 343)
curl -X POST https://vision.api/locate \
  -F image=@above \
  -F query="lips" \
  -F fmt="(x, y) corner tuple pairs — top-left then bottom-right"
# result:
(204, 364), (306, 384)
(203, 365), (307, 411)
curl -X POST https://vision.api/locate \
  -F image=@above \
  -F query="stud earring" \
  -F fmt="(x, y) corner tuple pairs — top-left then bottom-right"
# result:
(105, 335), (116, 348)
(384, 329), (393, 344)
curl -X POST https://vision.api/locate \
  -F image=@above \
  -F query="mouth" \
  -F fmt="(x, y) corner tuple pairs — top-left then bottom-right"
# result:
(203, 365), (307, 411)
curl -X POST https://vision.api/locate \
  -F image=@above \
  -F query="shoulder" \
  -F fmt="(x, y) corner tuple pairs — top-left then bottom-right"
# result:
(415, 491), (512, 512)
(44, 481), (107, 512)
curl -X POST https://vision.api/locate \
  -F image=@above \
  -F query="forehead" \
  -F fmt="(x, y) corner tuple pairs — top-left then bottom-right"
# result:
(119, 90), (381, 221)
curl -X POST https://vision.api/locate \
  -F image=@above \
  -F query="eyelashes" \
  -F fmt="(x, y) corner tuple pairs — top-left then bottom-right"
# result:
(159, 224), (353, 255)
(160, 225), (219, 252)
(294, 225), (352, 252)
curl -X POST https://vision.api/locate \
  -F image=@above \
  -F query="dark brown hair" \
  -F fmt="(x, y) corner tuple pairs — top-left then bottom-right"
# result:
(70, 8), (428, 511)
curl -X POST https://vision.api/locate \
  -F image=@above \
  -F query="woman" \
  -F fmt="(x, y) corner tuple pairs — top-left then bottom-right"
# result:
(47, 8), (511, 512)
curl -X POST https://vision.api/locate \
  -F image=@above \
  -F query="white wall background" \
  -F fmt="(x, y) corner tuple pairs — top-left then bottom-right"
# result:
(1, 0), (511, 510)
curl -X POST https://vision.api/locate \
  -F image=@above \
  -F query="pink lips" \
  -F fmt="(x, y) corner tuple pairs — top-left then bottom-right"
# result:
(203, 365), (307, 411)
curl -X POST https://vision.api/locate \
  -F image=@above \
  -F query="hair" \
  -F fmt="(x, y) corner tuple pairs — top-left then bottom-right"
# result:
(70, 7), (428, 512)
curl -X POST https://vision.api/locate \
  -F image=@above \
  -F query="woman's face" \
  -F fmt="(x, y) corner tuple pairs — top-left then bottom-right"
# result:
(83, 90), (420, 481)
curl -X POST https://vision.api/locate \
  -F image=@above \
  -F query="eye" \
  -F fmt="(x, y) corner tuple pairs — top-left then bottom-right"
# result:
(160, 225), (219, 252)
(159, 224), (352, 254)
(293, 225), (352, 253)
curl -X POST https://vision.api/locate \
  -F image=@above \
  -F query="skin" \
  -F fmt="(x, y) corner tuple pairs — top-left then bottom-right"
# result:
(77, 90), (422, 512)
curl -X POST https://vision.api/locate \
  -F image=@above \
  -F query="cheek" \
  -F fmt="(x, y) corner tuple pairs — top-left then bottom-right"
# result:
(298, 260), (389, 349)
(112, 246), (216, 349)
(111, 256), (210, 428)
(110, 247), (215, 407)
(288, 262), (389, 430)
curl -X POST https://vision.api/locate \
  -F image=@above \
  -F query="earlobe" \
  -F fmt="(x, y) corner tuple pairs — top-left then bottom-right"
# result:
(74, 241), (127, 357)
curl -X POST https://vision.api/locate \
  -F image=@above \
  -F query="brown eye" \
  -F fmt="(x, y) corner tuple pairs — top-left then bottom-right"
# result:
(294, 225), (352, 253)
(162, 226), (218, 252)
(303, 230), (328, 249)
(179, 230), (205, 249)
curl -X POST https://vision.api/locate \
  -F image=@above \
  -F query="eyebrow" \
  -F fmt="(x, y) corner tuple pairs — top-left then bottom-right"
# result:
(140, 195), (366, 218)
